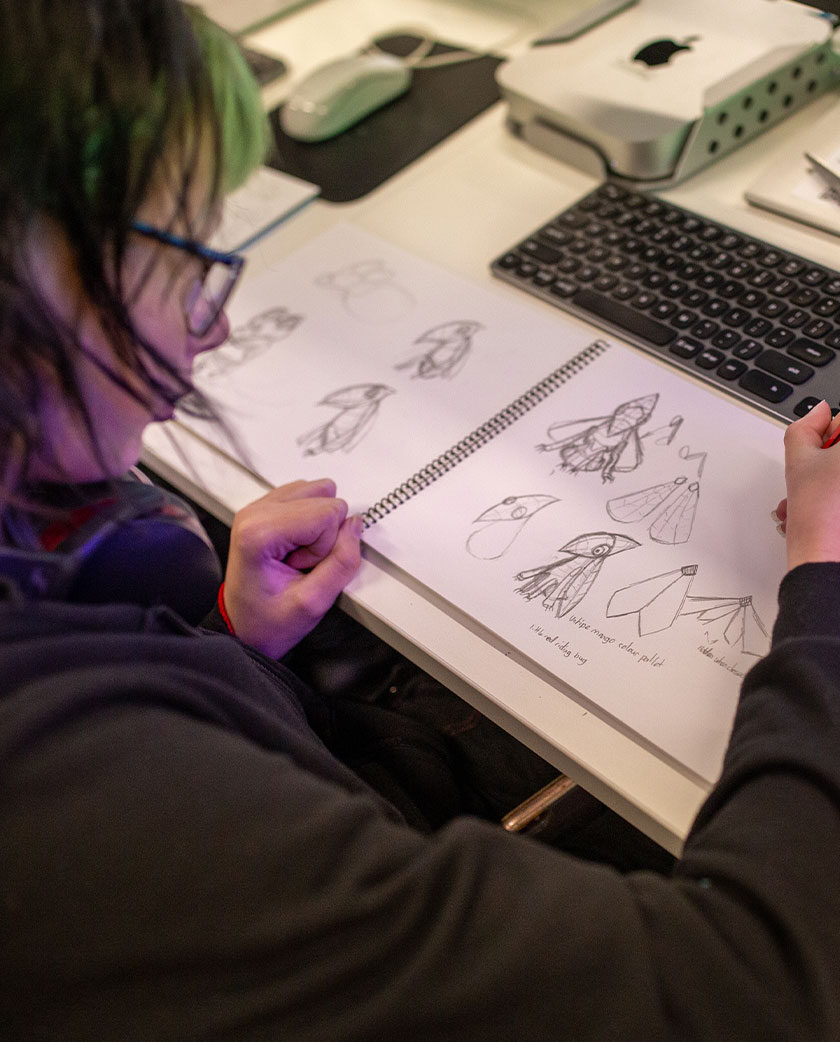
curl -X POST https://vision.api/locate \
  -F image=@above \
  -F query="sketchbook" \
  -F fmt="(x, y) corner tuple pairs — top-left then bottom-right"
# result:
(176, 223), (788, 785)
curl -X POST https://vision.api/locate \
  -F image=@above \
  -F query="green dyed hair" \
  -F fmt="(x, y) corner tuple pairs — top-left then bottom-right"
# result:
(0, 0), (268, 513)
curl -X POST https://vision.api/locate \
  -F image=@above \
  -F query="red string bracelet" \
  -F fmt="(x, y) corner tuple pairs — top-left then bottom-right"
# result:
(217, 582), (236, 636)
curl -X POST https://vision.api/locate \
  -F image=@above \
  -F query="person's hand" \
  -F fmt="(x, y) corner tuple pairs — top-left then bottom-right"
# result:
(775, 401), (840, 572)
(221, 478), (363, 658)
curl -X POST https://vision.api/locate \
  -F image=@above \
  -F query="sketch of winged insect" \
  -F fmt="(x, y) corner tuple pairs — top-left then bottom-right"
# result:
(466, 494), (558, 560)
(297, 383), (394, 456)
(607, 475), (700, 545)
(314, 259), (414, 322)
(606, 565), (698, 635)
(395, 320), (483, 380)
(679, 595), (769, 656)
(536, 394), (659, 483)
(514, 531), (640, 618)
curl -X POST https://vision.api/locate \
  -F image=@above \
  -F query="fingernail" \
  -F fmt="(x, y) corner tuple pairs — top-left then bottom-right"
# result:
(770, 509), (779, 523)
(350, 515), (365, 538)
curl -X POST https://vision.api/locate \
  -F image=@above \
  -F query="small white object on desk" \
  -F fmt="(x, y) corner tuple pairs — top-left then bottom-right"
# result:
(211, 166), (318, 253)
(745, 105), (840, 239)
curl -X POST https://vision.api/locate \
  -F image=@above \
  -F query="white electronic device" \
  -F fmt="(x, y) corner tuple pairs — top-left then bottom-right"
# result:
(497, 0), (840, 187)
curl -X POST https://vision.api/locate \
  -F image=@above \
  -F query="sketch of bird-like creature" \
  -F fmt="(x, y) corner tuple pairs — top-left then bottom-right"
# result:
(395, 320), (484, 380)
(514, 531), (640, 618)
(537, 394), (659, 482)
(467, 493), (558, 560)
(195, 306), (303, 381)
(297, 383), (394, 456)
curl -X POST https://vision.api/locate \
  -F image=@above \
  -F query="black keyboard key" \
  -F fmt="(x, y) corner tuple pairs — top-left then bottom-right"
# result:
(814, 296), (840, 317)
(696, 348), (726, 369)
(712, 329), (741, 350)
(756, 349), (814, 384)
(732, 339), (762, 360)
(782, 309), (809, 329)
(538, 225), (574, 247)
(759, 299), (787, 319)
(691, 319), (719, 339)
(795, 396), (823, 416)
(718, 360), (748, 380)
(766, 328), (796, 349)
(572, 289), (677, 345)
(739, 369), (793, 403)
(549, 278), (577, 298)
(670, 336), (703, 358)
(787, 337), (835, 367)
(520, 239), (561, 264)
(744, 316), (773, 338)
(803, 319), (832, 339)
(791, 287), (819, 306)
(497, 252), (521, 270)
(672, 309), (698, 329)
(723, 307), (750, 327)
(780, 258), (806, 276)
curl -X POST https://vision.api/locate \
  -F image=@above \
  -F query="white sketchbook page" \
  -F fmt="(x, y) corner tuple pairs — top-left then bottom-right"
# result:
(364, 344), (787, 784)
(177, 223), (598, 515)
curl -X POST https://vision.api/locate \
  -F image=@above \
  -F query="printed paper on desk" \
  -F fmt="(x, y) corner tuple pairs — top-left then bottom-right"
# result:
(177, 222), (596, 513)
(211, 166), (318, 253)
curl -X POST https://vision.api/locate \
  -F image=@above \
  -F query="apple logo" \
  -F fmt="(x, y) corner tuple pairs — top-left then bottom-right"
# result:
(633, 35), (699, 68)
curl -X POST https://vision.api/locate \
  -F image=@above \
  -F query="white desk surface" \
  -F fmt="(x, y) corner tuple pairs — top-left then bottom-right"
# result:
(143, 0), (840, 854)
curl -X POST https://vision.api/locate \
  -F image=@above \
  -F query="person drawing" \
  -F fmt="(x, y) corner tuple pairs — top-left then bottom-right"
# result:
(3, 3), (840, 1039)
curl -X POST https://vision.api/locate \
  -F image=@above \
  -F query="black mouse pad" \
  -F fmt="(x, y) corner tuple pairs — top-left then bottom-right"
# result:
(266, 34), (505, 203)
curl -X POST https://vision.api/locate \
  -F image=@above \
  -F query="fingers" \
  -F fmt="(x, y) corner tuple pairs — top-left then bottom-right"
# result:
(783, 400), (833, 463)
(290, 514), (363, 612)
(262, 477), (338, 503)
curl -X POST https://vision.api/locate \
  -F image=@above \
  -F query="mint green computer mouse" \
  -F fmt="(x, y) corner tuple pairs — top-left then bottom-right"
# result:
(280, 52), (412, 142)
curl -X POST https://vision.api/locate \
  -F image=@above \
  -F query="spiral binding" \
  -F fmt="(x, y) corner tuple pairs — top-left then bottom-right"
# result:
(363, 339), (609, 527)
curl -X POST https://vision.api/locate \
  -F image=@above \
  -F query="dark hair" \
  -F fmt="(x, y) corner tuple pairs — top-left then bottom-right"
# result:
(0, 0), (267, 514)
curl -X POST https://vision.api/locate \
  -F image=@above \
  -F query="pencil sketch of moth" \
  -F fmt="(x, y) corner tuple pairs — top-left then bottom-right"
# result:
(680, 595), (769, 656)
(297, 383), (394, 455)
(536, 394), (659, 483)
(607, 475), (700, 545)
(607, 565), (699, 635)
(514, 531), (640, 618)
(466, 494), (559, 560)
(395, 320), (484, 380)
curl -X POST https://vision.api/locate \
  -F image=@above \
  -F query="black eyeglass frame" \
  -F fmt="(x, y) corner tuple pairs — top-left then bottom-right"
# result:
(130, 220), (246, 337)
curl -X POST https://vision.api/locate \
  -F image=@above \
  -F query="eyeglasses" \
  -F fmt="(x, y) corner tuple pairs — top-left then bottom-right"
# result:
(130, 220), (246, 337)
